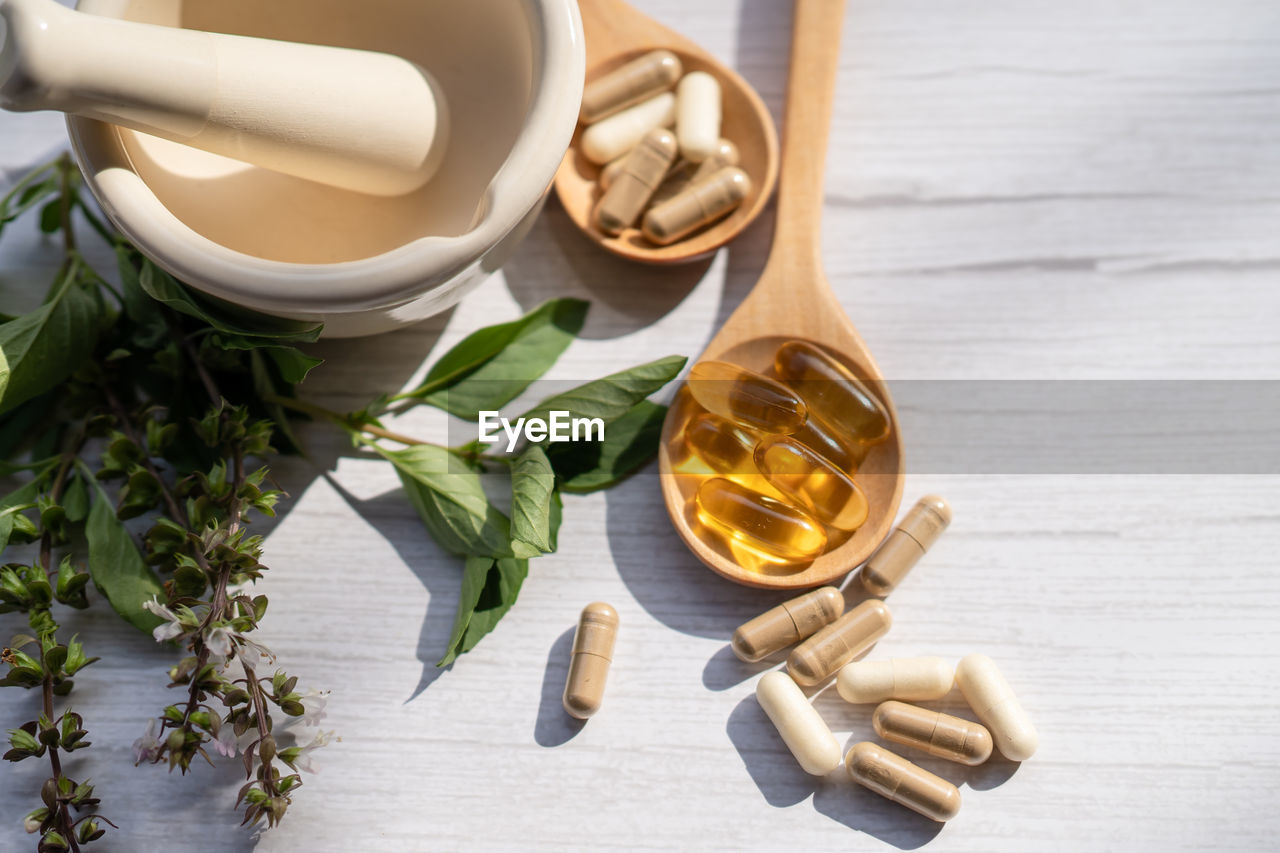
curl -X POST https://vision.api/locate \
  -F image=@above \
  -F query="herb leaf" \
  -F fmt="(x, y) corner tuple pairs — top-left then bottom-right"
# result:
(374, 444), (512, 558)
(401, 298), (588, 418)
(519, 355), (686, 428)
(548, 399), (668, 493)
(0, 280), (98, 414)
(509, 444), (556, 557)
(437, 556), (529, 667)
(85, 480), (165, 634)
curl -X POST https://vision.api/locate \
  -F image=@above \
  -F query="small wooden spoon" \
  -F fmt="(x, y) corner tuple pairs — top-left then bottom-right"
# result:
(658, 0), (904, 590)
(553, 0), (779, 264)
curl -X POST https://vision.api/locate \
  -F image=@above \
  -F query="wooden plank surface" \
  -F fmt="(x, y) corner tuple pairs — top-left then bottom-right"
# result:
(2, 1), (1279, 850)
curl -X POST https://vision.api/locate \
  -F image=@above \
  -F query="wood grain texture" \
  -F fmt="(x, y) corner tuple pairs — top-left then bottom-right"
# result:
(3, 0), (1280, 850)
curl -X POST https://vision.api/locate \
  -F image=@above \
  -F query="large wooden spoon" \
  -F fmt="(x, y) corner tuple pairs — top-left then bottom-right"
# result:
(657, 0), (904, 590)
(552, 0), (779, 264)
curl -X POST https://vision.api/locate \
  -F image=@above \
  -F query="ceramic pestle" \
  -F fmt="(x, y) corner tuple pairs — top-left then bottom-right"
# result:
(0, 0), (449, 195)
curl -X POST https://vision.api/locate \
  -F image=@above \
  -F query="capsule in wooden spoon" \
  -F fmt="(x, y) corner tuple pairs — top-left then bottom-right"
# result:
(580, 49), (682, 124)
(642, 166), (751, 246)
(594, 129), (678, 235)
(695, 478), (826, 565)
(775, 341), (892, 446)
(754, 435), (869, 531)
(687, 361), (806, 434)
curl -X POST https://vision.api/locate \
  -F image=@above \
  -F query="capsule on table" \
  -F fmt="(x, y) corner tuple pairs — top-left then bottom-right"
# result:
(642, 166), (751, 246)
(649, 138), (740, 205)
(687, 361), (806, 434)
(755, 671), (842, 776)
(837, 656), (954, 704)
(695, 478), (826, 564)
(562, 602), (619, 720)
(594, 129), (678, 235)
(754, 435), (869, 531)
(861, 496), (951, 596)
(845, 742), (962, 822)
(581, 92), (676, 164)
(787, 599), (892, 687)
(955, 654), (1037, 761)
(731, 587), (844, 662)
(873, 701), (993, 766)
(774, 341), (891, 446)
(580, 49), (683, 124)
(675, 70), (722, 161)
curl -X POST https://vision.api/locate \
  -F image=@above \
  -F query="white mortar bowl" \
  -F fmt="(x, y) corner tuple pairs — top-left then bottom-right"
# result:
(67, 0), (584, 337)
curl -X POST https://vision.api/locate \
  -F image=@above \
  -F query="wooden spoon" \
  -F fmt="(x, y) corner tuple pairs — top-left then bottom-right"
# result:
(657, 0), (904, 590)
(552, 0), (779, 264)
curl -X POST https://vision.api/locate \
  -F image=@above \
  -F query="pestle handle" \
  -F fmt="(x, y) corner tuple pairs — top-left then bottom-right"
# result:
(0, 0), (449, 196)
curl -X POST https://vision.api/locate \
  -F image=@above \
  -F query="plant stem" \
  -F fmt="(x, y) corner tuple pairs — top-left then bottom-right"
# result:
(42, 648), (81, 853)
(57, 154), (76, 256)
(265, 395), (427, 447)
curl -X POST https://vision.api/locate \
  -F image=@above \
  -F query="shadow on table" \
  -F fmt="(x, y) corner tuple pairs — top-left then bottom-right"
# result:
(533, 627), (586, 747)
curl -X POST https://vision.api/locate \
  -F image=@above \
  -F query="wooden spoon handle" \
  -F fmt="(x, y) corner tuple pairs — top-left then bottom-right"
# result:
(769, 0), (848, 269)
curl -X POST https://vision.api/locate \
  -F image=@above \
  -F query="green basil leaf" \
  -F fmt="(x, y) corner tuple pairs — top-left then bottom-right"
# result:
(85, 480), (165, 634)
(375, 444), (512, 558)
(0, 347), (8, 403)
(249, 349), (304, 455)
(509, 444), (556, 557)
(0, 464), (55, 555)
(0, 282), (98, 414)
(0, 394), (55, 464)
(548, 399), (667, 493)
(519, 355), (686, 428)
(405, 298), (588, 418)
(0, 166), (58, 238)
(116, 247), (169, 348)
(137, 259), (322, 342)
(437, 556), (528, 667)
(61, 471), (88, 523)
(265, 347), (322, 384)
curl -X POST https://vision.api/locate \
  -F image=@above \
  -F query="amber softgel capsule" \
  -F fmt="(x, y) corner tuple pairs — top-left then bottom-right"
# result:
(731, 587), (844, 663)
(753, 435), (869, 532)
(872, 700), (994, 766)
(787, 599), (892, 687)
(774, 341), (891, 446)
(562, 602), (619, 720)
(861, 495), (951, 596)
(695, 477), (827, 564)
(845, 742), (962, 822)
(686, 361), (807, 434)
(955, 654), (1038, 761)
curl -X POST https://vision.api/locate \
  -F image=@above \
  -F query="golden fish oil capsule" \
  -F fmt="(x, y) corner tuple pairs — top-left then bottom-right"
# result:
(594, 129), (678, 235)
(756, 671), (842, 775)
(845, 742), (962, 822)
(695, 477), (826, 564)
(687, 360), (806, 434)
(649, 138), (740, 205)
(787, 599), (892, 687)
(562, 602), (619, 720)
(861, 495), (951, 596)
(872, 701), (994, 766)
(789, 414), (863, 474)
(837, 657), (954, 704)
(955, 654), (1038, 761)
(754, 435), (869, 531)
(580, 49), (682, 124)
(684, 412), (760, 475)
(775, 341), (891, 446)
(642, 166), (751, 246)
(731, 587), (844, 662)
(581, 92), (676, 164)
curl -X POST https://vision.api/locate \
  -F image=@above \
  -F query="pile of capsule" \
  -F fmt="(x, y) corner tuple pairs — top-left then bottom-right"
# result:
(737, 496), (1038, 822)
(680, 342), (890, 569)
(578, 50), (751, 245)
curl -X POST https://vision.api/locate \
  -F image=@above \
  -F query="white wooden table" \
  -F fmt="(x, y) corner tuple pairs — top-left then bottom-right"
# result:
(3, 1), (1279, 850)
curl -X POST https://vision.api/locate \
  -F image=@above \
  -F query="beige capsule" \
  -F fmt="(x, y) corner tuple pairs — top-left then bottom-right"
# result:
(845, 742), (962, 822)
(756, 671), (842, 776)
(642, 166), (751, 246)
(873, 700), (994, 766)
(731, 587), (844, 663)
(563, 602), (619, 720)
(580, 49), (683, 124)
(594, 129), (679, 235)
(648, 138), (740, 204)
(955, 654), (1038, 761)
(837, 656), (954, 704)
(861, 495), (951, 596)
(787, 599), (892, 687)
(581, 91), (677, 164)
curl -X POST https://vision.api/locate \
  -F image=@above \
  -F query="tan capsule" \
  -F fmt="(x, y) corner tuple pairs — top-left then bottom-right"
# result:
(837, 656), (954, 704)
(649, 139), (740, 205)
(642, 166), (751, 246)
(580, 49), (682, 124)
(598, 152), (630, 191)
(594, 129), (678, 235)
(873, 701), (994, 766)
(845, 742), (962, 822)
(563, 602), (619, 720)
(787, 599), (892, 687)
(731, 587), (844, 663)
(861, 495), (951, 596)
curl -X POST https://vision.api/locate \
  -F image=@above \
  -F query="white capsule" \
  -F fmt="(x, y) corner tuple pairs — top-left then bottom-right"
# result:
(837, 657), (955, 704)
(581, 92), (677, 164)
(955, 654), (1038, 761)
(755, 671), (841, 776)
(675, 71), (721, 162)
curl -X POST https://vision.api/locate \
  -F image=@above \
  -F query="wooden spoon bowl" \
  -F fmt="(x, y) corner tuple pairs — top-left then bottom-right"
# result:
(657, 0), (905, 590)
(553, 0), (779, 264)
